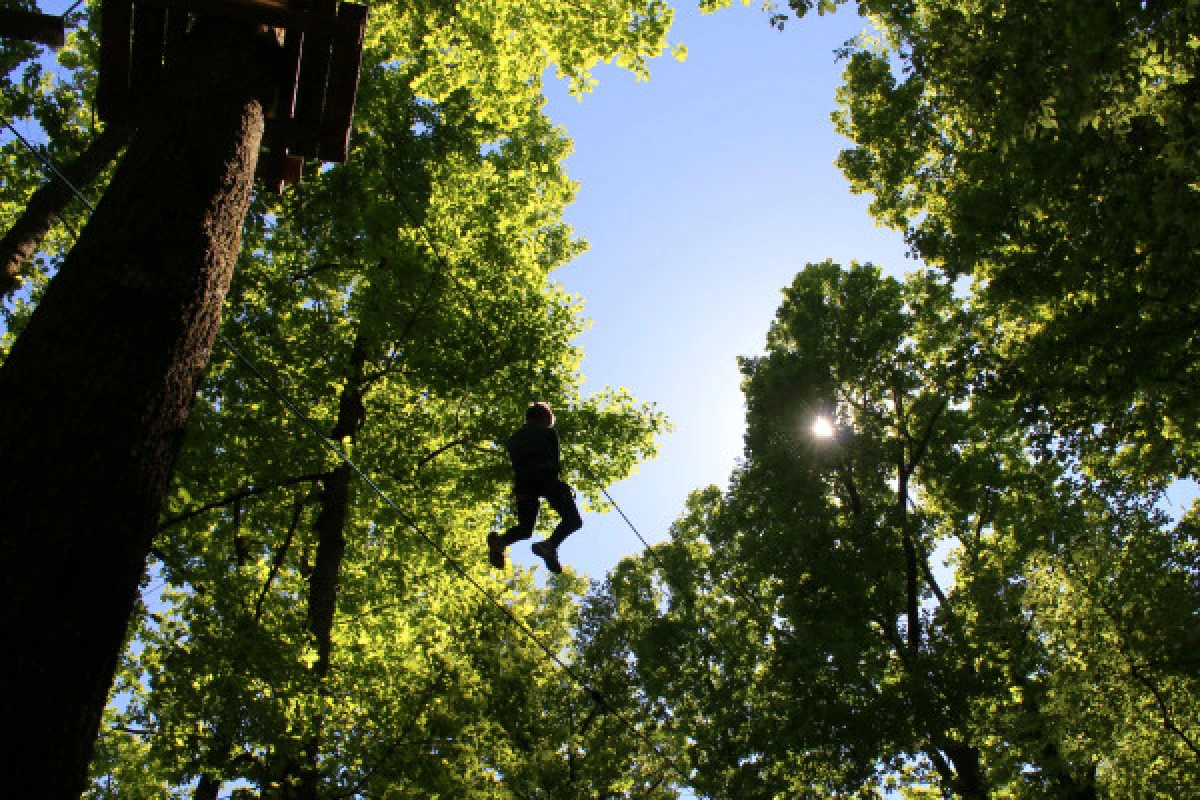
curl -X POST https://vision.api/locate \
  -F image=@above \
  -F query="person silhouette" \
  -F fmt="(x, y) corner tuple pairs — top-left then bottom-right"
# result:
(488, 402), (582, 574)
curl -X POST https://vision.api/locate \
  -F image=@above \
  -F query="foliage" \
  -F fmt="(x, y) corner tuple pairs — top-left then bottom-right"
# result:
(582, 261), (1200, 798)
(0, 0), (108, 316)
(0, 0), (683, 797)
(833, 0), (1200, 479)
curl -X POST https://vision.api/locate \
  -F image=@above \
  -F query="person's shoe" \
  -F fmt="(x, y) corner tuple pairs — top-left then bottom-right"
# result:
(487, 533), (506, 570)
(531, 540), (562, 574)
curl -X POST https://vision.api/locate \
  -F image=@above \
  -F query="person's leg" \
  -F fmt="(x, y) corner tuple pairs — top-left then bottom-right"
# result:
(501, 495), (541, 546)
(545, 482), (583, 547)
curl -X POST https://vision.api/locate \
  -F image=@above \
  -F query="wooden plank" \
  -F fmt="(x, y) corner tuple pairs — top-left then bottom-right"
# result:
(0, 9), (66, 48)
(130, 1), (167, 120)
(317, 2), (366, 163)
(97, 0), (135, 124)
(292, 27), (332, 138)
(275, 27), (304, 122)
(282, 154), (303, 184)
(139, 0), (353, 36)
(256, 152), (285, 194)
(255, 150), (302, 193)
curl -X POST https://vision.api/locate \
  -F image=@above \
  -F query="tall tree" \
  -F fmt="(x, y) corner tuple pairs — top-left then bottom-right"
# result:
(0, 20), (280, 798)
(832, 0), (1200, 478)
(583, 261), (1197, 797)
(0, 0), (680, 793)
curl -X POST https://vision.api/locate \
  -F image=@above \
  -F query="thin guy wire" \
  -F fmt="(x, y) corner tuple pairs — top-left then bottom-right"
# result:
(569, 452), (779, 626)
(1, 113), (97, 212)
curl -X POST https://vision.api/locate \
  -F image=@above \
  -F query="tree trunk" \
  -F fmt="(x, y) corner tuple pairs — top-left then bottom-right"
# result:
(0, 20), (279, 799)
(194, 773), (223, 800)
(0, 124), (130, 298)
(944, 743), (988, 800)
(898, 466), (920, 654)
(285, 335), (368, 800)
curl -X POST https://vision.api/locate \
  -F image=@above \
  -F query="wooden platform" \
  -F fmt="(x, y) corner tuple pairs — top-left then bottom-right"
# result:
(96, 0), (367, 192)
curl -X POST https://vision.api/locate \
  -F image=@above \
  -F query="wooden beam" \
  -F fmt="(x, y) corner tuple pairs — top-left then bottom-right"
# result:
(139, 0), (358, 35)
(0, 9), (66, 48)
(318, 2), (366, 163)
(278, 27), (304, 124)
(293, 30), (332, 140)
(256, 150), (302, 193)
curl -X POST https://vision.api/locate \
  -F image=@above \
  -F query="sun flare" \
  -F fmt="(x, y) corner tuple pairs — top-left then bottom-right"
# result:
(811, 416), (835, 439)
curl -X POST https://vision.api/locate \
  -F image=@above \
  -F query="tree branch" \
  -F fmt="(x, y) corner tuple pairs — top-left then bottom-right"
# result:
(111, 725), (155, 737)
(413, 436), (471, 473)
(288, 262), (349, 282)
(253, 489), (313, 622)
(1128, 660), (1200, 761)
(158, 472), (324, 530)
(907, 396), (948, 474)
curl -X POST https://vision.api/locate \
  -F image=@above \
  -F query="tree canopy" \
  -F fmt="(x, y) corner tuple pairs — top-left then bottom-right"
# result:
(586, 260), (1199, 797)
(2, 0), (675, 796)
(1, 0), (1196, 798)
(833, 0), (1200, 480)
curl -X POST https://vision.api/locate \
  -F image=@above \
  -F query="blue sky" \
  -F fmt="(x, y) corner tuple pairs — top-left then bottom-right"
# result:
(511, 3), (914, 578)
(525, 1), (1199, 581)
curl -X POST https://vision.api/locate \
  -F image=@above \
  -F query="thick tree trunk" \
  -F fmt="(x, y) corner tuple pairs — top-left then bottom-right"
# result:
(0, 20), (279, 799)
(0, 125), (130, 298)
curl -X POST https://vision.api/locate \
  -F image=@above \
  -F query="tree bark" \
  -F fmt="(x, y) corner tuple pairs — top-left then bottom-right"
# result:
(284, 335), (368, 800)
(0, 20), (279, 799)
(0, 124), (130, 299)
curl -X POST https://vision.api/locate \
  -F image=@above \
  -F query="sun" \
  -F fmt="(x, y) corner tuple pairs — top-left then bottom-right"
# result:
(811, 416), (836, 439)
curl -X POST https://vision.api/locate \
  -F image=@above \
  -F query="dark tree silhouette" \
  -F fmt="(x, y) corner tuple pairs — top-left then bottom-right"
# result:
(0, 19), (279, 798)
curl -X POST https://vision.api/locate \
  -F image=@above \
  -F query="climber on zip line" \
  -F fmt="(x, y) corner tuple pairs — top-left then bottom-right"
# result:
(488, 401), (582, 574)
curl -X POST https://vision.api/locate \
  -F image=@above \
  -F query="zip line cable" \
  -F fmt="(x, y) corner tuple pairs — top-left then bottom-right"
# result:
(11, 128), (694, 791)
(567, 450), (780, 627)
(0, 113), (97, 212)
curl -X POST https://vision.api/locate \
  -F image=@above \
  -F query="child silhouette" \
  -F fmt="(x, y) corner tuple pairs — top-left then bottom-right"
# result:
(488, 402), (582, 574)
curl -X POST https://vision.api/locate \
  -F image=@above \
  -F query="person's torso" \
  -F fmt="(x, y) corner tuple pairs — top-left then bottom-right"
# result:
(507, 425), (559, 480)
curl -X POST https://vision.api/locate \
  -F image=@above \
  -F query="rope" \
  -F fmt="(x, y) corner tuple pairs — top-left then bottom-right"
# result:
(568, 451), (779, 626)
